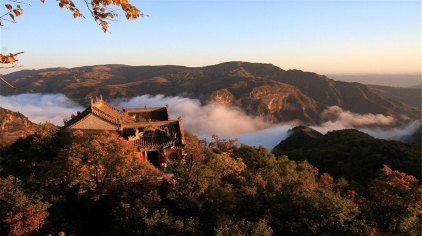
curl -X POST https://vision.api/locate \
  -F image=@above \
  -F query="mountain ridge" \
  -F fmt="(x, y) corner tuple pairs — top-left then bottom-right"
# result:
(2, 62), (420, 124)
(272, 126), (421, 184)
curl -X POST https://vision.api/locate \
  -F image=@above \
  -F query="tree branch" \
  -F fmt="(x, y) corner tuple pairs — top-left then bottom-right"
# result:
(0, 75), (17, 90)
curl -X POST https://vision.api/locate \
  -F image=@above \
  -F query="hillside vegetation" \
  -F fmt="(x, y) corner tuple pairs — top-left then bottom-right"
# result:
(1, 125), (420, 235)
(272, 126), (421, 184)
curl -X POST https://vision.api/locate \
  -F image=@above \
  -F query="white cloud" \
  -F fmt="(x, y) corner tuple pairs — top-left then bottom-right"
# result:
(359, 121), (421, 141)
(312, 106), (396, 133)
(0, 94), (419, 150)
(0, 93), (83, 125)
(113, 95), (271, 136)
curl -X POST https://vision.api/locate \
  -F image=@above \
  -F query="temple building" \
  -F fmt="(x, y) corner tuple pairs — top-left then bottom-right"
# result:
(63, 96), (185, 168)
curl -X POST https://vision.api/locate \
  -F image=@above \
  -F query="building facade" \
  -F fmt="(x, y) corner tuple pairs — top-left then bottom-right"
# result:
(64, 96), (185, 168)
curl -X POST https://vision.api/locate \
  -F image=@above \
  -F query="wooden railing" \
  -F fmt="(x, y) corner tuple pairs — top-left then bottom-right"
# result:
(131, 136), (174, 148)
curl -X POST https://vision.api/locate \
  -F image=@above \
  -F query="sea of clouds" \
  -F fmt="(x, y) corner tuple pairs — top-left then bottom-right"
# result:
(0, 93), (84, 125)
(113, 95), (271, 137)
(1, 93), (420, 150)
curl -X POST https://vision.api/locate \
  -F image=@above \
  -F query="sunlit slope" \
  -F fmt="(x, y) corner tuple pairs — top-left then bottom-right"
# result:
(3, 62), (419, 123)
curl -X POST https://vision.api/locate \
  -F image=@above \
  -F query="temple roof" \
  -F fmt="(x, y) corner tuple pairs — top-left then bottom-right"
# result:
(64, 97), (134, 128)
(91, 98), (135, 124)
(63, 107), (95, 128)
(63, 97), (185, 150)
(123, 106), (169, 121)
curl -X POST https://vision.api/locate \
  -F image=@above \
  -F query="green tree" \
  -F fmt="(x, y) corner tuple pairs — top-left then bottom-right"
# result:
(233, 145), (365, 235)
(164, 133), (247, 234)
(5, 124), (419, 235)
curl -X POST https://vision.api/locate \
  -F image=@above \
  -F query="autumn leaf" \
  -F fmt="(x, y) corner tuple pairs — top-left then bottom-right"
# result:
(13, 9), (21, 17)
(7, 56), (16, 63)
(0, 0), (144, 66)
(101, 21), (108, 32)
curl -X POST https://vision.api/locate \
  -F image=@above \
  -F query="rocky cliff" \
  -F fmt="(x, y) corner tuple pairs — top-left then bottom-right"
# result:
(0, 107), (37, 145)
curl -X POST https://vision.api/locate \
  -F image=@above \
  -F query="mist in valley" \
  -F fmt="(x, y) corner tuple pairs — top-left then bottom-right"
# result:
(1, 93), (420, 150)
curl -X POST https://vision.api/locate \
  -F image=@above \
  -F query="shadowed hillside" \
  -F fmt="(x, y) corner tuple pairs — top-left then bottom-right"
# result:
(272, 126), (421, 184)
(367, 84), (421, 109)
(2, 62), (420, 123)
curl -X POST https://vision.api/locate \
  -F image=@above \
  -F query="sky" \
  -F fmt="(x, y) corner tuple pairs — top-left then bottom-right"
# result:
(1, 0), (421, 74)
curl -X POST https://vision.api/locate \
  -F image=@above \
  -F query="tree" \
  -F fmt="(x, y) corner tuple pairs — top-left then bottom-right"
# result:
(1, 122), (71, 186)
(0, 176), (50, 236)
(51, 131), (161, 200)
(231, 145), (367, 235)
(209, 134), (238, 153)
(0, 0), (143, 88)
(215, 218), (273, 236)
(7, 125), (420, 235)
(366, 165), (421, 234)
(44, 131), (164, 235)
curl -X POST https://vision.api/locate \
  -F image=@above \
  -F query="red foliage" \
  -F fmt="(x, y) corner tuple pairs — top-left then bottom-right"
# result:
(345, 190), (357, 198)
(317, 173), (334, 189)
(3, 206), (47, 236)
(369, 165), (419, 196)
(209, 135), (238, 152)
(367, 165), (421, 234)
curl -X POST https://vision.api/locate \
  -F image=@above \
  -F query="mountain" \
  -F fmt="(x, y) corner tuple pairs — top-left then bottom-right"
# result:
(327, 73), (422, 87)
(0, 107), (37, 145)
(367, 84), (421, 109)
(2, 62), (420, 124)
(272, 126), (421, 184)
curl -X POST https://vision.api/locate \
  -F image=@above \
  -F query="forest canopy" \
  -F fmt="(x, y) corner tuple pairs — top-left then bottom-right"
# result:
(1, 124), (420, 235)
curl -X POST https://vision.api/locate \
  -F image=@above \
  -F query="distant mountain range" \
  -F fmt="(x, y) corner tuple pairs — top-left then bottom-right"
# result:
(2, 62), (420, 124)
(327, 73), (421, 87)
(367, 84), (421, 109)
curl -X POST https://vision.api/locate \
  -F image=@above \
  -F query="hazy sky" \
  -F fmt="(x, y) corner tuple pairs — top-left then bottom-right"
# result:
(1, 0), (420, 74)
